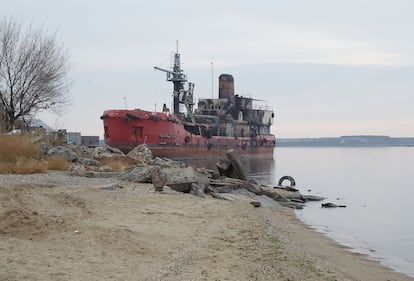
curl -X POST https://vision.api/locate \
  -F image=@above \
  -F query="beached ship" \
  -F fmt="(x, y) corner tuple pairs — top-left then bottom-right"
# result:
(101, 49), (275, 159)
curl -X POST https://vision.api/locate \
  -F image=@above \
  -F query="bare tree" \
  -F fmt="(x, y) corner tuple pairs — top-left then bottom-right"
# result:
(0, 18), (70, 133)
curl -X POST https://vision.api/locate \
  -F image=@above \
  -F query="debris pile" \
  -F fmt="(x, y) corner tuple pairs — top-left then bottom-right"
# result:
(41, 143), (324, 209)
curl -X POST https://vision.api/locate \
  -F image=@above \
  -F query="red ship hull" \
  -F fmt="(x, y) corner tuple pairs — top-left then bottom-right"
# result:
(101, 109), (275, 159)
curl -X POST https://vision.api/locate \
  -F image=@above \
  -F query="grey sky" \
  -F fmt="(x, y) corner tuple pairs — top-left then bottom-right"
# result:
(2, 0), (414, 137)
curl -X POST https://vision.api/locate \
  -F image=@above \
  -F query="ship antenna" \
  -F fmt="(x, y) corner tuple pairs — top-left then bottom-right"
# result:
(176, 40), (179, 53)
(211, 62), (214, 98)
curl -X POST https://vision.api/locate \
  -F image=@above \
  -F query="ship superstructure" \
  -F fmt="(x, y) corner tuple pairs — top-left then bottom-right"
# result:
(101, 48), (275, 158)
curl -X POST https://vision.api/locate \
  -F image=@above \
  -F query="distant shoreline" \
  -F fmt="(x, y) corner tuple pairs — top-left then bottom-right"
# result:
(277, 135), (414, 147)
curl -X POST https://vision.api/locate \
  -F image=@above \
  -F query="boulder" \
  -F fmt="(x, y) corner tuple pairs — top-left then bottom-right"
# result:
(216, 150), (250, 181)
(78, 157), (99, 166)
(117, 165), (157, 183)
(190, 182), (207, 197)
(209, 178), (262, 194)
(70, 164), (87, 176)
(47, 146), (79, 162)
(151, 168), (167, 192)
(150, 157), (187, 168)
(94, 145), (124, 159)
(196, 167), (220, 180)
(161, 166), (210, 193)
(127, 144), (153, 163)
(72, 145), (96, 159)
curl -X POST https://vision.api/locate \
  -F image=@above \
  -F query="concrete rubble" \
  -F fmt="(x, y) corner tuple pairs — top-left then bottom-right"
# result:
(41, 143), (324, 209)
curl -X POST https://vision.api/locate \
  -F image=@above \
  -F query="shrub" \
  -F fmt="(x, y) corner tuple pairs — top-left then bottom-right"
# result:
(46, 156), (71, 171)
(0, 135), (46, 174)
(0, 162), (13, 174)
(12, 159), (48, 174)
(0, 135), (41, 162)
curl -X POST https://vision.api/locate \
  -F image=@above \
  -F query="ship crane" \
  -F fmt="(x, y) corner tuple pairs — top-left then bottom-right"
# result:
(154, 51), (195, 122)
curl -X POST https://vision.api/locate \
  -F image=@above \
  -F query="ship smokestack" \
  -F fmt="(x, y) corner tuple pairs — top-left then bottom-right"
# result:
(219, 74), (234, 102)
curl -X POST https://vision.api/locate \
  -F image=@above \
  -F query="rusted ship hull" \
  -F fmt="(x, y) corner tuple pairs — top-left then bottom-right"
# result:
(108, 141), (275, 159)
(102, 48), (276, 159)
(101, 109), (275, 159)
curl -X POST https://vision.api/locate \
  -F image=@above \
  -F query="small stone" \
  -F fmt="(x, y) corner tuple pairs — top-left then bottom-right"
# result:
(250, 201), (261, 208)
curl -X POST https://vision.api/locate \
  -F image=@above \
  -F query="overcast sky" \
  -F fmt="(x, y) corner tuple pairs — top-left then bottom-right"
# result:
(2, 0), (414, 137)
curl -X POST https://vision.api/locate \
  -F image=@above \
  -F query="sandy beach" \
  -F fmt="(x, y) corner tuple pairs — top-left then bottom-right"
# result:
(0, 172), (412, 281)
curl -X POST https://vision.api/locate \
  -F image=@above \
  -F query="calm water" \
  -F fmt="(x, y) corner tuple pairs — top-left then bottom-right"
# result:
(186, 147), (414, 277)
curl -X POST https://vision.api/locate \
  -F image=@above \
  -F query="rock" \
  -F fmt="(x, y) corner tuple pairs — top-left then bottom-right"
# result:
(70, 164), (87, 176)
(100, 184), (124, 190)
(47, 146), (79, 162)
(84, 171), (122, 178)
(39, 143), (49, 156)
(105, 145), (125, 155)
(196, 167), (220, 180)
(209, 178), (262, 194)
(224, 149), (249, 181)
(151, 168), (167, 192)
(97, 165), (113, 172)
(117, 165), (157, 183)
(94, 145), (124, 159)
(250, 201), (261, 208)
(284, 186), (299, 192)
(302, 195), (325, 201)
(216, 158), (231, 175)
(267, 187), (311, 202)
(209, 189), (281, 208)
(72, 145), (95, 159)
(127, 144), (153, 163)
(78, 157), (99, 166)
(190, 183), (206, 197)
(260, 190), (290, 202)
(160, 166), (210, 193)
(216, 150), (249, 181)
(210, 192), (230, 200)
(150, 157), (187, 168)
(321, 202), (347, 208)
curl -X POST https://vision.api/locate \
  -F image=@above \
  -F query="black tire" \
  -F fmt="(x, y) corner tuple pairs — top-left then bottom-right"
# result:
(278, 175), (296, 187)
(184, 136), (191, 143)
(207, 143), (213, 150)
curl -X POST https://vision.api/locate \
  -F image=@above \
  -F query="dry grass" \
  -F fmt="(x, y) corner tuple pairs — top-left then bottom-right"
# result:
(0, 135), (40, 162)
(12, 159), (48, 174)
(46, 156), (71, 171)
(0, 135), (71, 174)
(0, 162), (13, 174)
(0, 159), (48, 174)
(98, 157), (135, 171)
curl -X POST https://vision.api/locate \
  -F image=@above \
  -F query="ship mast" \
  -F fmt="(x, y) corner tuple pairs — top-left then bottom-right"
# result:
(153, 41), (189, 116)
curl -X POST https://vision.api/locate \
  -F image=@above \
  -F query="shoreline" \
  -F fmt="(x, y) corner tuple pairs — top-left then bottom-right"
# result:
(295, 210), (414, 279)
(0, 172), (413, 280)
(261, 207), (414, 281)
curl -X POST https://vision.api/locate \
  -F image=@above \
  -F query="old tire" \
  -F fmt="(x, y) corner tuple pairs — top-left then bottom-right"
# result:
(278, 175), (296, 187)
